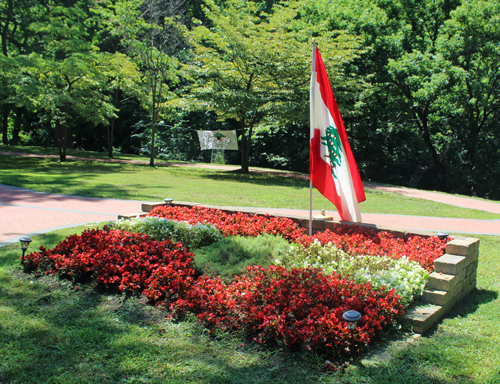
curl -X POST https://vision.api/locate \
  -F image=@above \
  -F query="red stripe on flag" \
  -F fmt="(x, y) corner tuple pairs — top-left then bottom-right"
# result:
(314, 48), (366, 204)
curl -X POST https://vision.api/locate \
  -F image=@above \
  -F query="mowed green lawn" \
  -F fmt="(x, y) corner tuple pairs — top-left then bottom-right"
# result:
(1, 148), (500, 382)
(0, 226), (499, 383)
(0, 154), (499, 220)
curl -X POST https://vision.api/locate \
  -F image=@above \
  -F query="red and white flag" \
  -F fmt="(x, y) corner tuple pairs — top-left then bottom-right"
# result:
(310, 44), (365, 222)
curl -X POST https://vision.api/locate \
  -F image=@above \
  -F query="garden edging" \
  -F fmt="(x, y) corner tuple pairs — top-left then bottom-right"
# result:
(124, 200), (479, 334)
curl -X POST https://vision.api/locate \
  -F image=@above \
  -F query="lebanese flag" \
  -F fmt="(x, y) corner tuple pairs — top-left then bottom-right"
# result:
(310, 45), (365, 222)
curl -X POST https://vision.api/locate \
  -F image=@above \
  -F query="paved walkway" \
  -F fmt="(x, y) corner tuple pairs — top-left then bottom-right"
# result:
(2, 151), (500, 247)
(0, 184), (142, 246)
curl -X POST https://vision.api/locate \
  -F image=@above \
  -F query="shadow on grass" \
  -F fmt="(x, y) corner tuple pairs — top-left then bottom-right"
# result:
(0, 269), (316, 383)
(2, 265), (485, 383)
(195, 169), (309, 189)
(0, 157), (148, 201)
(1, 156), (308, 205)
(447, 288), (498, 318)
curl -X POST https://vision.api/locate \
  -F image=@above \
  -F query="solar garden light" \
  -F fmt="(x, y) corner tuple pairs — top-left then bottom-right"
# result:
(436, 232), (449, 240)
(164, 198), (174, 206)
(19, 238), (32, 264)
(343, 310), (362, 354)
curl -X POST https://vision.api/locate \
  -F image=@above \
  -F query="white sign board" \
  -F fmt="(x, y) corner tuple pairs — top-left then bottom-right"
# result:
(197, 130), (238, 150)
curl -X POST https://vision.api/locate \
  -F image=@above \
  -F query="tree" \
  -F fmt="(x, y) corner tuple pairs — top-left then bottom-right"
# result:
(436, 0), (500, 196)
(99, 0), (183, 166)
(313, 0), (484, 192)
(12, 0), (140, 162)
(0, 0), (43, 144)
(174, 0), (362, 173)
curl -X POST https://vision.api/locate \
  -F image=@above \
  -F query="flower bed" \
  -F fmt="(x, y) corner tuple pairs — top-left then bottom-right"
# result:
(23, 228), (196, 307)
(147, 205), (305, 241)
(23, 205), (448, 357)
(276, 240), (430, 306)
(172, 265), (404, 354)
(148, 205), (447, 271)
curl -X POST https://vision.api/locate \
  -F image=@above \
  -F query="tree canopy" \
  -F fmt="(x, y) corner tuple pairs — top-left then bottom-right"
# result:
(1, 0), (500, 198)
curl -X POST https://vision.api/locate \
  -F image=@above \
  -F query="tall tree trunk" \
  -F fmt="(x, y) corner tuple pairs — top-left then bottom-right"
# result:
(12, 107), (24, 143)
(107, 119), (115, 158)
(65, 103), (73, 150)
(244, 123), (254, 174)
(415, 109), (448, 191)
(150, 93), (156, 167)
(54, 103), (71, 162)
(54, 122), (67, 162)
(239, 119), (248, 173)
(1, 103), (9, 145)
(107, 89), (119, 158)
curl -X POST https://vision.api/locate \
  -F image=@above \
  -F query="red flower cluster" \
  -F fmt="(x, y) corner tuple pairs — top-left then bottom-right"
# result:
(172, 265), (404, 354)
(23, 228), (195, 306)
(148, 205), (305, 241)
(298, 225), (448, 271)
(148, 205), (447, 270)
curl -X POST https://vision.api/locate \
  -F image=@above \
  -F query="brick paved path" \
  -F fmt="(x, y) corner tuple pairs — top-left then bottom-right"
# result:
(2, 151), (500, 246)
(0, 184), (141, 246)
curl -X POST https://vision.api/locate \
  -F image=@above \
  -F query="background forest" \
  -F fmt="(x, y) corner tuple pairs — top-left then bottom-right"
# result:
(1, 0), (499, 198)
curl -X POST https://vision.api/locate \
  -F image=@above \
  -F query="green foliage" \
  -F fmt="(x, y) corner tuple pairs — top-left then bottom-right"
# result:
(1, 216), (500, 382)
(2, 0), (500, 198)
(192, 234), (290, 282)
(97, 0), (182, 166)
(174, 0), (363, 172)
(325, 0), (500, 197)
(107, 216), (222, 250)
(276, 240), (430, 306)
(9, 0), (141, 161)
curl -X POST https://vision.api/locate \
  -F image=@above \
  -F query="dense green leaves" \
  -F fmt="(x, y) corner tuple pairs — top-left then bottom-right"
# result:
(172, 0), (363, 172)
(1, 0), (500, 197)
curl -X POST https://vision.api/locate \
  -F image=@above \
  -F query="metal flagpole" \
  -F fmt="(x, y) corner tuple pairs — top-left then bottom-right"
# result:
(309, 40), (317, 237)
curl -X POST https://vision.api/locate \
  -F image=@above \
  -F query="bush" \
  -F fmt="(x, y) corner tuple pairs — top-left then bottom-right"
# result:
(107, 216), (222, 250)
(193, 234), (290, 282)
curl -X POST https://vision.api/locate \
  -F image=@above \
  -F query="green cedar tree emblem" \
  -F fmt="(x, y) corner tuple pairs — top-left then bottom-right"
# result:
(321, 126), (342, 179)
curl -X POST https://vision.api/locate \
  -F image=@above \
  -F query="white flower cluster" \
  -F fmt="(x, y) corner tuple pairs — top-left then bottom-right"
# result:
(274, 240), (429, 306)
(107, 217), (222, 250)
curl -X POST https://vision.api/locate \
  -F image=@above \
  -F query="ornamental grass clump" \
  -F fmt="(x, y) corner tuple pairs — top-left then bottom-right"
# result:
(108, 216), (222, 250)
(193, 234), (290, 282)
(277, 240), (429, 306)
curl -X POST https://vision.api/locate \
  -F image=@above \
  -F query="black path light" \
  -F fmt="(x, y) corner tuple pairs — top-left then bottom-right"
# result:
(436, 232), (449, 240)
(343, 310), (362, 355)
(19, 238), (32, 264)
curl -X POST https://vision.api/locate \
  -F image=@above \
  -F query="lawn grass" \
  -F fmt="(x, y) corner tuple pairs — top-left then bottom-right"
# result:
(0, 144), (159, 162)
(1, 226), (499, 383)
(192, 234), (291, 283)
(1, 155), (499, 220)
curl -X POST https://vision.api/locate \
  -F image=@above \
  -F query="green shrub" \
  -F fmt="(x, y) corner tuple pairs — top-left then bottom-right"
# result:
(107, 217), (222, 250)
(192, 234), (290, 283)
